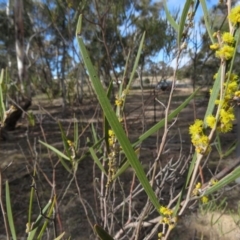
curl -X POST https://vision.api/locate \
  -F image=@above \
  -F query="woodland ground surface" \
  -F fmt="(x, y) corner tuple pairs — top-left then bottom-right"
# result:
(0, 87), (240, 240)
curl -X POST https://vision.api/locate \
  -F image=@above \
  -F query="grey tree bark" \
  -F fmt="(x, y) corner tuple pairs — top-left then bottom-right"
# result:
(14, 0), (31, 100)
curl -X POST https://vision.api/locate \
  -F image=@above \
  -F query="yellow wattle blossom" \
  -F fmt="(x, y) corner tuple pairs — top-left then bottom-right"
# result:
(108, 138), (114, 146)
(215, 99), (229, 109)
(206, 115), (216, 129)
(108, 129), (115, 137)
(196, 182), (201, 189)
(210, 43), (219, 50)
(220, 108), (235, 124)
(108, 129), (115, 146)
(158, 232), (164, 240)
(192, 182), (202, 196)
(225, 81), (238, 93)
(67, 140), (74, 147)
(189, 119), (203, 135)
(26, 222), (33, 233)
(235, 90), (240, 97)
(209, 178), (218, 186)
(213, 73), (239, 133)
(107, 129), (119, 187)
(118, 117), (123, 123)
(222, 32), (235, 45)
(229, 73), (238, 82)
(219, 122), (233, 133)
(228, 5), (240, 25)
(162, 217), (170, 224)
(196, 145), (211, 154)
(216, 45), (234, 60)
(213, 32), (218, 38)
(115, 98), (123, 106)
(191, 132), (209, 153)
(67, 140), (76, 159)
(192, 134), (208, 146)
(201, 196), (209, 204)
(159, 206), (173, 216)
(159, 206), (177, 232)
(169, 217), (177, 229)
(189, 119), (211, 154)
(217, 107), (235, 133)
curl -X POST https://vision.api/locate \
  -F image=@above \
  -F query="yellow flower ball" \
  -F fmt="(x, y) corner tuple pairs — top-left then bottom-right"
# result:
(189, 119), (203, 135)
(222, 32), (235, 45)
(235, 90), (240, 97)
(210, 43), (219, 50)
(206, 115), (216, 129)
(216, 45), (234, 60)
(228, 5), (240, 25)
(201, 196), (209, 204)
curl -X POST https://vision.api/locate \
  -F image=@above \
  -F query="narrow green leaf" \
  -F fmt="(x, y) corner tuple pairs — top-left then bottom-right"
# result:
(215, 133), (222, 156)
(124, 32), (145, 101)
(115, 32), (146, 113)
(120, 51), (131, 95)
(27, 200), (52, 240)
(5, 181), (17, 240)
(94, 224), (114, 240)
(113, 148), (139, 180)
(91, 137), (105, 149)
(163, 0), (179, 32)
(28, 169), (36, 233)
(37, 197), (55, 239)
(39, 140), (70, 161)
(185, 152), (197, 186)
(77, 137), (105, 164)
(227, 28), (240, 76)
(173, 188), (184, 216)
(178, 0), (193, 46)
(108, 32), (144, 128)
(91, 123), (98, 144)
(74, 116), (79, 149)
(76, 15), (160, 210)
(58, 122), (72, 159)
(54, 232), (65, 240)
(89, 145), (107, 176)
(59, 157), (72, 173)
(203, 68), (221, 125)
(0, 69), (6, 120)
(200, 0), (215, 44)
(0, 68), (4, 84)
(204, 166), (240, 196)
(222, 141), (237, 158)
(75, 13), (82, 36)
(112, 158), (130, 181)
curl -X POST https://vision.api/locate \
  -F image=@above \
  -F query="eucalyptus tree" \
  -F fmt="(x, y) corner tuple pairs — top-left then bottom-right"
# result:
(132, 1), (176, 86)
(1, 0), (177, 103)
(0, 0), (55, 100)
(77, 0), (176, 86)
(0, 0), (36, 100)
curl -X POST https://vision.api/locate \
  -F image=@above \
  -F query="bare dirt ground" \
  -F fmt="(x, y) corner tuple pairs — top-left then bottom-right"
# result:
(0, 88), (240, 240)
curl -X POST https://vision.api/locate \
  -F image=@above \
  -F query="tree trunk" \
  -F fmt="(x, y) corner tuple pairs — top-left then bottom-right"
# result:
(61, 42), (67, 109)
(14, 0), (31, 100)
